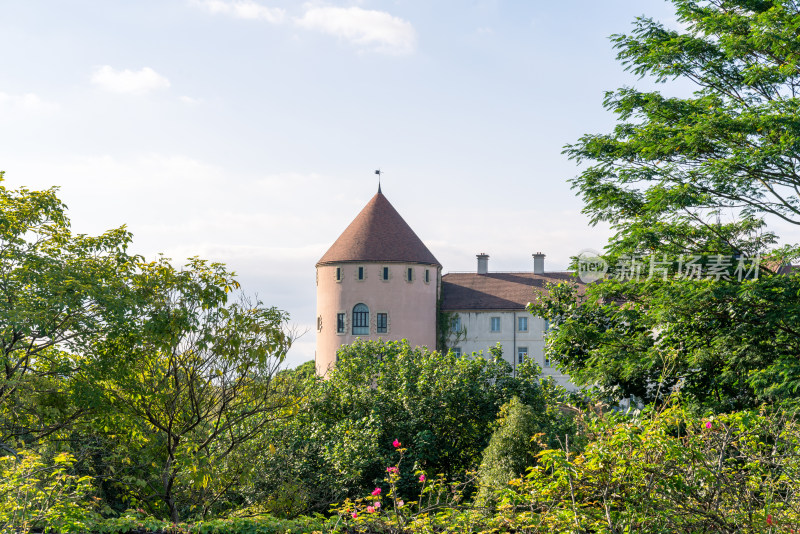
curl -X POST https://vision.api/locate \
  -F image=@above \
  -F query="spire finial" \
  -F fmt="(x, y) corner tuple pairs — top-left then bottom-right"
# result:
(375, 169), (382, 193)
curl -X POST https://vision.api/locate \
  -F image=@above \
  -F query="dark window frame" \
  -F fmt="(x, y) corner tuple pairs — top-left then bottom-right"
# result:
(352, 303), (369, 335)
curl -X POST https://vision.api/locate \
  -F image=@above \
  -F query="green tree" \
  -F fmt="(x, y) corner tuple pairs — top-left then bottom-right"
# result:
(93, 258), (296, 522)
(476, 397), (543, 505)
(566, 0), (800, 252)
(533, 274), (800, 410)
(250, 340), (572, 515)
(533, 0), (800, 410)
(0, 174), (137, 453)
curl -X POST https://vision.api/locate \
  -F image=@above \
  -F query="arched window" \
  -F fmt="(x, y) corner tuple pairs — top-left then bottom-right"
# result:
(352, 303), (369, 335)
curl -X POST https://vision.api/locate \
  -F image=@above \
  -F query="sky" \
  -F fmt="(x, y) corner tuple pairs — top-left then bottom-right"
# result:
(1, 0), (771, 367)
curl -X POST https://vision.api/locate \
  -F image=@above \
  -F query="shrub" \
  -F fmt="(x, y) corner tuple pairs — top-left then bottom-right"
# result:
(0, 450), (96, 533)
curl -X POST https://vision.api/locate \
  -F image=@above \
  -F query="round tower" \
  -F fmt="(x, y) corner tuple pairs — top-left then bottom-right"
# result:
(315, 187), (441, 375)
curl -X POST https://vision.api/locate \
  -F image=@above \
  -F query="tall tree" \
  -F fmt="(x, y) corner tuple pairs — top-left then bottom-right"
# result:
(534, 0), (800, 410)
(0, 174), (137, 452)
(93, 258), (296, 522)
(566, 0), (800, 255)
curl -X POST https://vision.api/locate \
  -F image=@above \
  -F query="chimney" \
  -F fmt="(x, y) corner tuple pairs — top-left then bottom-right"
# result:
(476, 253), (489, 274)
(532, 252), (545, 275)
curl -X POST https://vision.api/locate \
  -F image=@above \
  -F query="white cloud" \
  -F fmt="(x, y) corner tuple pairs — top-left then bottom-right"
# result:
(91, 66), (171, 95)
(193, 0), (285, 23)
(179, 95), (203, 105)
(0, 92), (58, 113)
(296, 6), (416, 55)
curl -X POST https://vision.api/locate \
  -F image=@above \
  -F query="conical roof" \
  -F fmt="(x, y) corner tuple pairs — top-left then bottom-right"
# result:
(317, 190), (440, 267)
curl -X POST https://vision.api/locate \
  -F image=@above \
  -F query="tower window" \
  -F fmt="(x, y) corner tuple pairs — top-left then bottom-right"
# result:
(518, 316), (528, 332)
(407, 267), (413, 282)
(317, 316), (323, 332)
(336, 313), (345, 334)
(352, 303), (369, 335)
(382, 266), (389, 280)
(490, 317), (501, 332)
(336, 267), (342, 282)
(377, 312), (388, 333)
(424, 269), (430, 283)
(358, 266), (364, 280)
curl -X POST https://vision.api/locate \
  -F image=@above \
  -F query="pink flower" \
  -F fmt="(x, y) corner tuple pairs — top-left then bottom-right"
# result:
(351, 512), (358, 519)
(397, 500), (404, 507)
(705, 421), (712, 429)
(374, 502), (381, 509)
(767, 514), (773, 525)
(393, 439), (401, 448)
(419, 474), (426, 482)
(387, 466), (398, 473)
(367, 506), (375, 513)
(371, 487), (381, 496)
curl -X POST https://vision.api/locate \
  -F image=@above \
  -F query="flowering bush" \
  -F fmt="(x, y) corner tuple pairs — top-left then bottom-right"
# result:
(331, 442), (477, 533)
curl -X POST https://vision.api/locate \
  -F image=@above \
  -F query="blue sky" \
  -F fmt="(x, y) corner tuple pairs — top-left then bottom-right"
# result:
(1, 0), (707, 366)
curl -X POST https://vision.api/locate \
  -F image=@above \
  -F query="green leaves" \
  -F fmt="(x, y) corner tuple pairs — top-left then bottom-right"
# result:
(567, 1), (800, 260)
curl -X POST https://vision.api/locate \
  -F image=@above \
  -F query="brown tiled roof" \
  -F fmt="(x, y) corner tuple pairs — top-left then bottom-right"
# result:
(317, 190), (441, 267)
(441, 272), (582, 310)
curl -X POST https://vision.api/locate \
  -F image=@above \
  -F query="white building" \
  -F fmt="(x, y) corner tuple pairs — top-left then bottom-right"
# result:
(440, 253), (577, 389)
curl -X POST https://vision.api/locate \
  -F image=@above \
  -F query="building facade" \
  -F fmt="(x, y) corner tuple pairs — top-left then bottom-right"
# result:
(315, 187), (582, 389)
(440, 254), (577, 389)
(315, 188), (441, 375)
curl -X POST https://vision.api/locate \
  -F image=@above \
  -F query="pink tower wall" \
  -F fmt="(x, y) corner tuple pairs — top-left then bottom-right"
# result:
(315, 262), (440, 375)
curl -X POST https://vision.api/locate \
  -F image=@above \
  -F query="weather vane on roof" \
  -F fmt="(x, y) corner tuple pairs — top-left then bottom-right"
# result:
(375, 169), (382, 193)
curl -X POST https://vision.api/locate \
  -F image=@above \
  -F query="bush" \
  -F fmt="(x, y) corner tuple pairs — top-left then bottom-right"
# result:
(0, 450), (97, 533)
(490, 403), (800, 532)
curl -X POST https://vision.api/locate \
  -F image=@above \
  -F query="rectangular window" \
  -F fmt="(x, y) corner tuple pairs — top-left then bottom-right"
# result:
(425, 269), (430, 283)
(336, 267), (342, 281)
(518, 316), (528, 332)
(407, 267), (413, 281)
(382, 266), (389, 280)
(490, 317), (501, 332)
(517, 346), (528, 364)
(544, 355), (551, 367)
(358, 266), (364, 280)
(451, 315), (461, 333)
(317, 316), (322, 332)
(377, 312), (388, 333)
(452, 347), (462, 358)
(336, 313), (345, 334)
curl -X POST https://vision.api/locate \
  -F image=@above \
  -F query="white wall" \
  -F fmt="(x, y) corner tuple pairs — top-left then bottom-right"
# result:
(446, 311), (575, 390)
